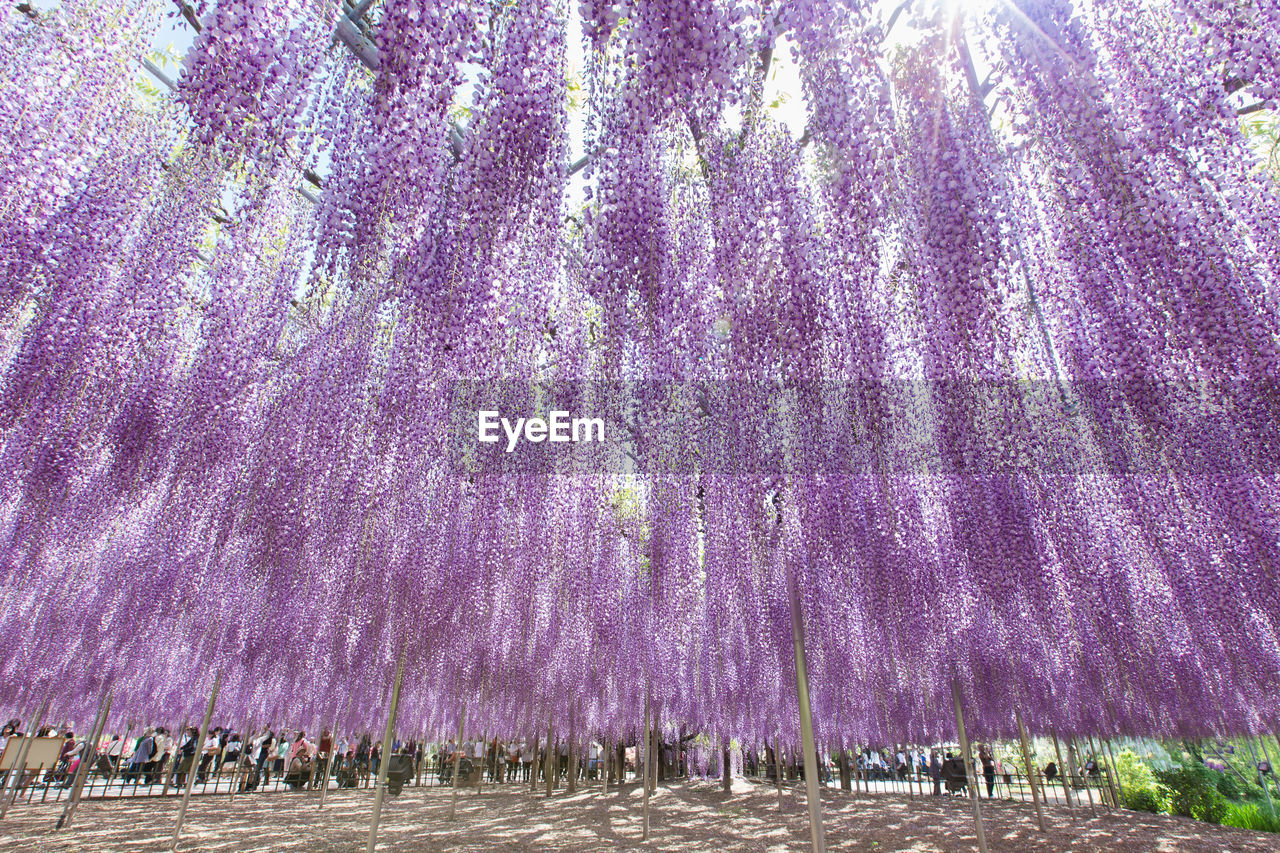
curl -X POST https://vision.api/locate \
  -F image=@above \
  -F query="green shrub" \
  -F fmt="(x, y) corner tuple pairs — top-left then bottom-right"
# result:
(1154, 765), (1230, 824)
(1214, 769), (1247, 800)
(1221, 802), (1280, 833)
(1123, 785), (1164, 813)
(1115, 749), (1158, 793)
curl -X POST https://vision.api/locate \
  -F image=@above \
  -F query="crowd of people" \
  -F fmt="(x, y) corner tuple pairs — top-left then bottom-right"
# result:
(0, 715), (1112, 804)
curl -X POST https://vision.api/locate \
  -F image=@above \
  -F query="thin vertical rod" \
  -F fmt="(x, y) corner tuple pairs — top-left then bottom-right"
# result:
(1246, 740), (1275, 818)
(642, 689), (651, 840)
(775, 736), (784, 806)
(171, 672), (220, 852)
(1259, 738), (1280, 800)
(1051, 730), (1073, 808)
(366, 650), (405, 853)
(951, 681), (989, 853)
(318, 717), (335, 808)
(448, 703), (467, 819)
(789, 571), (826, 853)
(1071, 738), (1095, 814)
(1105, 739), (1125, 805)
(56, 689), (112, 831)
(1015, 710), (1047, 832)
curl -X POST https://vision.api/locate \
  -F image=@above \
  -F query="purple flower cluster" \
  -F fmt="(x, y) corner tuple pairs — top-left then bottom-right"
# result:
(0, 0), (1277, 756)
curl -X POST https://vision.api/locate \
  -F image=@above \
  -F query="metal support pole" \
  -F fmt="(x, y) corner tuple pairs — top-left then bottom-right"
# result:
(950, 682), (989, 853)
(56, 689), (112, 831)
(448, 703), (467, 819)
(1051, 730), (1073, 808)
(788, 571), (826, 853)
(171, 672), (220, 852)
(367, 650), (406, 853)
(0, 698), (48, 820)
(1015, 710), (1047, 832)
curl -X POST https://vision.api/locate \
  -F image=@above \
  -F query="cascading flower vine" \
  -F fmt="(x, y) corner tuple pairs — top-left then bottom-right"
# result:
(0, 0), (1277, 759)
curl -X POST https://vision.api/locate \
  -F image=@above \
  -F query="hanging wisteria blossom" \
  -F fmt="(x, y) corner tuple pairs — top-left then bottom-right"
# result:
(0, 0), (1277, 776)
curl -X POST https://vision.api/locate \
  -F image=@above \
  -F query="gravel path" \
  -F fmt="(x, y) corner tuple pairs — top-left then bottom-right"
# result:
(1, 780), (1276, 852)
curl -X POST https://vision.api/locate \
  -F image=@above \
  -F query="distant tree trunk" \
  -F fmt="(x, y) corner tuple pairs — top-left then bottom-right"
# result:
(722, 738), (732, 792)
(838, 747), (851, 792)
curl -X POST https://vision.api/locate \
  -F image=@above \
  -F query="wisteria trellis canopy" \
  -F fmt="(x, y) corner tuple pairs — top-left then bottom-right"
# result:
(1, 0), (1279, 749)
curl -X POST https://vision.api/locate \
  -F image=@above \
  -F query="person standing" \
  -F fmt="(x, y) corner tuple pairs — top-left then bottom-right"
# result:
(255, 729), (276, 788)
(125, 728), (155, 782)
(929, 748), (942, 796)
(313, 729), (333, 790)
(197, 728), (220, 784)
(172, 726), (198, 788)
(979, 745), (996, 798)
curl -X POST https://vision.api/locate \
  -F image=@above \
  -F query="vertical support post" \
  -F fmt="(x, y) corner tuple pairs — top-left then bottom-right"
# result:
(1104, 739), (1125, 806)
(603, 739), (611, 795)
(317, 718), (335, 807)
(1088, 735), (1116, 808)
(545, 722), (556, 797)
(448, 703), (467, 819)
(1015, 710), (1047, 832)
(171, 672), (220, 852)
(566, 726), (577, 794)
(950, 681), (989, 853)
(367, 650), (406, 853)
(477, 730), (488, 796)
(775, 737), (785, 806)
(1051, 731), (1073, 808)
(788, 570), (826, 853)
(1246, 740), (1276, 818)
(529, 731), (540, 793)
(162, 719), (190, 799)
(642, 690), (651, 841)
(1070, 738), (1095, 814)
(0, 698), (48, 820)
(56, 689), (112, 831)
(722, 736), (732, 792)
(1259, 739), (1280, 800)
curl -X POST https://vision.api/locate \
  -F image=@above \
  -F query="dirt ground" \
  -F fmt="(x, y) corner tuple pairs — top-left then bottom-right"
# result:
(2, 780), (1277, 852)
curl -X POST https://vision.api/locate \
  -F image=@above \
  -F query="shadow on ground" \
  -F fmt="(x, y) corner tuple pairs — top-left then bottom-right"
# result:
(1, 781), (1277, 852)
